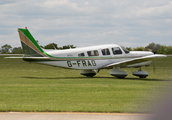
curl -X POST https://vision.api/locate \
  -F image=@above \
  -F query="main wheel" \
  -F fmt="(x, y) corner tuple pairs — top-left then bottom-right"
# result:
(80, 70), (96, 77)
(117, 76), (125, 79)
(139, 76), (147, 78)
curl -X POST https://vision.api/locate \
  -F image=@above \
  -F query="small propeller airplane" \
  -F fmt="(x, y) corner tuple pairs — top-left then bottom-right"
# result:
(7, 28), (167, 78)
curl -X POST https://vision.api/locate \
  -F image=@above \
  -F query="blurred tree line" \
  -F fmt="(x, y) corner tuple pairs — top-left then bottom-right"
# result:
(40, 43), (76, 50)
(0, 42), (76, 54)
(126, 42), (172, 54)
(0, 42), (172, 54)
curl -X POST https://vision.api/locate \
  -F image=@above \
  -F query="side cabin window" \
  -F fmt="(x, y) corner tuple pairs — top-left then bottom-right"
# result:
(101, 48), (110, 55)
(78, 53), (85, 57)
(87, 50), (99, 56)
(112, 47), (122, 55)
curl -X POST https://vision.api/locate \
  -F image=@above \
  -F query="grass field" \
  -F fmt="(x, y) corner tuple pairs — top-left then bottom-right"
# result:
(0, 55), (172, 113)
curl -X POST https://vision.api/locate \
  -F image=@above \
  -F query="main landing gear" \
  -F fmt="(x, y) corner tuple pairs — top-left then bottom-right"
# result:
(80, 70), (97, 77)
(109, 67), (148, 78)
(132, 67), (148, 78)
(110, 67), (128, 78)
(80, 67), (148, 78)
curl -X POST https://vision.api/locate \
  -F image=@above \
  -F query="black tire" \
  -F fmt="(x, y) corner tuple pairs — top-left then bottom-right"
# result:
(139, 76), (147, 78)
(86, 75), (94, 77)
(117, 76), (125, 79)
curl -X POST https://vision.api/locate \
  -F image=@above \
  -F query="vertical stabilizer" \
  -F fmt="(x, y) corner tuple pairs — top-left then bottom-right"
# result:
(18, 28), (46, 57)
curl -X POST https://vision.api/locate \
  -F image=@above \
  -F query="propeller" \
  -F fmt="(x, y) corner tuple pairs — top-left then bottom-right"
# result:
(152, 44), (160, 54)
(153, 60), (156, 73)
(152, 45), (160, 73)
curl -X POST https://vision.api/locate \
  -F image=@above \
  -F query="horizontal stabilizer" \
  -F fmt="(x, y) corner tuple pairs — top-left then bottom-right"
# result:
(4, 57), (24, 59)
(5, 57), (50, 60)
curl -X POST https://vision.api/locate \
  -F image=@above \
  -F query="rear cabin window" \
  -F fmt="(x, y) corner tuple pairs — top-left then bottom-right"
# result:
(112, 47), (122, 55)
(78, 53), (85, 57)
(87, 50), (99, 56)
(101, 48), (110, 55)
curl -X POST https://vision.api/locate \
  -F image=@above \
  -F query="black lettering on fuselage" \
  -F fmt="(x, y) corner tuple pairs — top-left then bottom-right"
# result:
(67, 61), (72, 67)
(91, 60), (96, 66)
(67, 60), (96, 67)
(77, 60), (80, 67)
(82, 60), (87, 66)
(87, 60), (92, 66)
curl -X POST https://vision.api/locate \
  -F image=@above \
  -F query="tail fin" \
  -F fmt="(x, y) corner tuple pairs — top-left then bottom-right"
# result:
(18, 28), (46, 57)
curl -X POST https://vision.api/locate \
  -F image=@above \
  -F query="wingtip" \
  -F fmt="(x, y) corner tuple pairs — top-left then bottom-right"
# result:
(154, 54), (167, 58)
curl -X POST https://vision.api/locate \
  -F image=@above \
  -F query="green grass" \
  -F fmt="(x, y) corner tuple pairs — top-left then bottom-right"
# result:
(0, 55), (172, 112)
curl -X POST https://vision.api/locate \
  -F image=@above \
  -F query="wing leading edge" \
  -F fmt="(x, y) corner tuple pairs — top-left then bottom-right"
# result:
(102, 54), (167, 68)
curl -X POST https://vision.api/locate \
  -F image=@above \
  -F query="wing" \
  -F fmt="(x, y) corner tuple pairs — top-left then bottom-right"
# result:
(102, 54), (167, 68)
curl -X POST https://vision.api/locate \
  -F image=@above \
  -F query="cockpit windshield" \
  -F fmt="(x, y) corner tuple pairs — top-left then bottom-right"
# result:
(120, 46), (130, 54)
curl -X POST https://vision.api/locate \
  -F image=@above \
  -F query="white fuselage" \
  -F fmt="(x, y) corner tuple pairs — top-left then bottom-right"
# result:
(35, 44), (153, 70)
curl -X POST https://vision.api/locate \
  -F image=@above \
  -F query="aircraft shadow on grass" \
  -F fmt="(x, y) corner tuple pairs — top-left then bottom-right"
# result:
(22, 76), (170, 82)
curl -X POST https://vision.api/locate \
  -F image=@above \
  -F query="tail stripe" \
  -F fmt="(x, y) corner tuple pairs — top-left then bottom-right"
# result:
(18, 28), (47, 57)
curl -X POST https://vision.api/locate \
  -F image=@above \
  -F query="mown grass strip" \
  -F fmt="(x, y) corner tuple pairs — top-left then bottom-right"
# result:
(0, 56), (171, 112)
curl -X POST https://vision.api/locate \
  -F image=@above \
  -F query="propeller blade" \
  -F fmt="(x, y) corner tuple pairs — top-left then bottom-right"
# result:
(153, 60), (156, 73)
(97, 69), (100, 73)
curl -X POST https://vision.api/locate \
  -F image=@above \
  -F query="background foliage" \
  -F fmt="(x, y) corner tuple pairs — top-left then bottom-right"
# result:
(0, 42), (172, 54)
